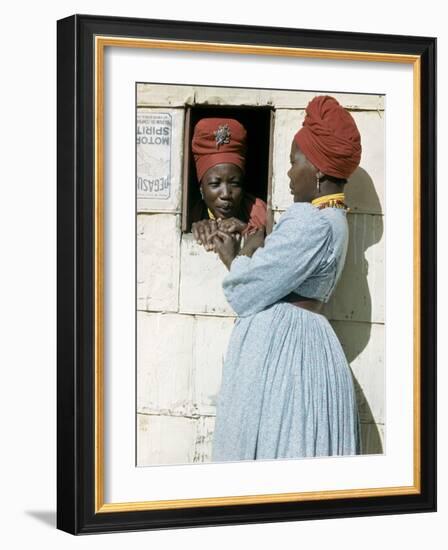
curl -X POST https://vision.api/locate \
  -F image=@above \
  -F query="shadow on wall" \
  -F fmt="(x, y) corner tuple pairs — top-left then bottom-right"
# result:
(327, 166), (384, 455)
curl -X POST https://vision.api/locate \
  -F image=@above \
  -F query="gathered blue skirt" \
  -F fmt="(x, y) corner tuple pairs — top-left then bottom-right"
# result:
(212, 302), (362, 462)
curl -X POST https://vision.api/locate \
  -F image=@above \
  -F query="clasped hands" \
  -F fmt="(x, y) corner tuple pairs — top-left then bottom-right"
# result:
(191, 217), (245, 251)
(191, 218), (265, 269)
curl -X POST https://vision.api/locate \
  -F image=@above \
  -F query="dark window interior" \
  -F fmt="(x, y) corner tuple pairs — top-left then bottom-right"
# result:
(182, 105), (273, 232)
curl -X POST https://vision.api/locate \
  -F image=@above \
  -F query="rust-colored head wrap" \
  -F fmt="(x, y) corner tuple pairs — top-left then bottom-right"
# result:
(192, 118), (247, 182)
(294, 95), (362, 179)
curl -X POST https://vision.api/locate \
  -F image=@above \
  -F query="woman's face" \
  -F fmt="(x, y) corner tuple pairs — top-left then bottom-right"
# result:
(288, 140), (319, 202)
(200, 163), (244, 219)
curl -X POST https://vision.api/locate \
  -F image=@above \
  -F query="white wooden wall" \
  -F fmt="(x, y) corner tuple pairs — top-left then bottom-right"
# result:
(136, 84), (385, 465)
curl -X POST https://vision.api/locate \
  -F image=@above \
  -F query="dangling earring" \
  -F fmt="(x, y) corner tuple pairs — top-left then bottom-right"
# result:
(200, 188), (204, 200)
(316, 174), (321, 193)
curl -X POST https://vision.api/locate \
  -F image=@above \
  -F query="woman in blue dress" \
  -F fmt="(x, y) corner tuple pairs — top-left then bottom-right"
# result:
(210, 95), (363, 461)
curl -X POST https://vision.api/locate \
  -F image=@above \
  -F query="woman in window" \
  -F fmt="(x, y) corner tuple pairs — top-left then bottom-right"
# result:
(211, 96), (362, 460)
(190, 118), (267, 251)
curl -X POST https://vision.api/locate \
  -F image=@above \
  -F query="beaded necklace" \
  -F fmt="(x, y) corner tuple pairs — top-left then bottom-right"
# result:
(311, 192), (349, 211)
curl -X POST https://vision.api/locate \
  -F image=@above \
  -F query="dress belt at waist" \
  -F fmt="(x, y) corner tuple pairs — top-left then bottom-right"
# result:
(281, 292), (324, 314)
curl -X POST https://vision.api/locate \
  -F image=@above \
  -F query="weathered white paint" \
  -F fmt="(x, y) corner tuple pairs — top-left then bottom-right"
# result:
(137, 84), (195, 106)
(271, 109), (305, 211)
(137, 213), (181, 312)
(137, 413), (197, 466)
(193, 416), (216, 463)
(330, 320), (385, 425)
(193, 85), (384, 110)
(137, 311), (194, 415)
(193, 86), (268, 106)
(193, 315), (235, 416)
(179, 233), (236, 317)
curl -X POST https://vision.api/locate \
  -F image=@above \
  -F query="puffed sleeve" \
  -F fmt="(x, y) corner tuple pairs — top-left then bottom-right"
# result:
(222, 203), (333, 316)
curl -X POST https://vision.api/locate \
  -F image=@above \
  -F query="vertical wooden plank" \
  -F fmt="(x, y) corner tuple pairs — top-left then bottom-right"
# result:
(181, 107), (192, 232)
(266, 108), (275, 234)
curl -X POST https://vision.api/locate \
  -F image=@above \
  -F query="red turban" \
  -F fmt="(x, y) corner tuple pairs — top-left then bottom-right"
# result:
(294, 96), (362, 179)
(192, 118), (247, 182)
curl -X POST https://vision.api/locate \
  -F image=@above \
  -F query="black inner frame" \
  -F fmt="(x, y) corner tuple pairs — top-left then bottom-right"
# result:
(57, 14), (436, 535)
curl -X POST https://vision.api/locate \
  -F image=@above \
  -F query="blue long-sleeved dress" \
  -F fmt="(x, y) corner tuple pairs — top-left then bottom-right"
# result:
(211, 201), (361, 461)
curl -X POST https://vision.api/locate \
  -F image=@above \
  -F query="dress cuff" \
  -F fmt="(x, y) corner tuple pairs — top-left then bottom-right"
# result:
(229, 254), (251, 273)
